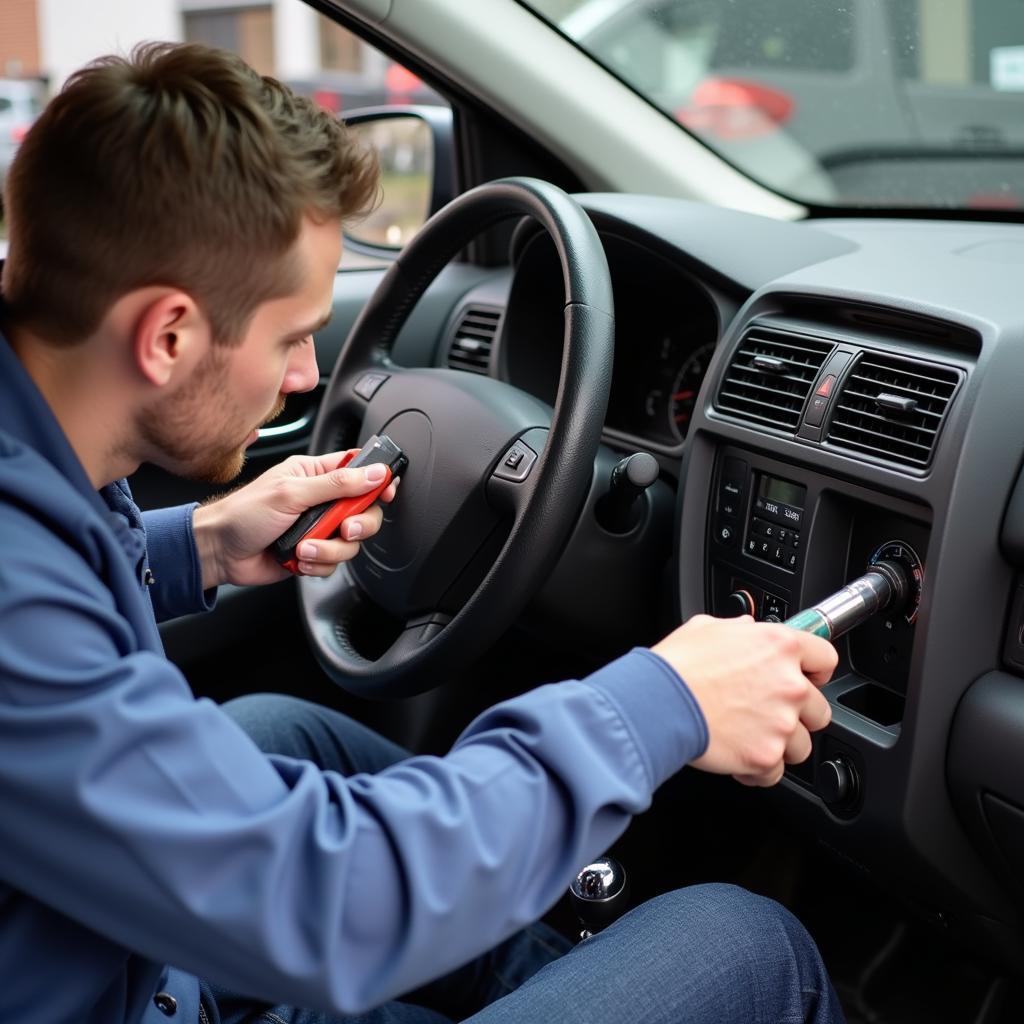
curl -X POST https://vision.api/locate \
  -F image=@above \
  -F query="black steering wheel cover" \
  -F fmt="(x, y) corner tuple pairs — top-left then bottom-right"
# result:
(302, 177), (614, 696)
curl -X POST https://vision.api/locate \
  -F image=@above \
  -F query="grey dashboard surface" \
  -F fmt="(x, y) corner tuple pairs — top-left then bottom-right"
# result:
(575, 194), (1024, 332)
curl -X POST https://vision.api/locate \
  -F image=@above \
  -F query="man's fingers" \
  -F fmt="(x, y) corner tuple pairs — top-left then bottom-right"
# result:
(296, 535), (361, 564)
(283, 449), (359, 477)
(340, 505), (384, 542)
(783, 724), (813, 765)
(282, 461), (390, 511)
(380, 477), (400, 504)
(295, 537), (360, 575)
(295, 560), (342, 578)
(734, 762), (786, 788)
(799, 686), (832, 733)
(791, 630), (839, 686)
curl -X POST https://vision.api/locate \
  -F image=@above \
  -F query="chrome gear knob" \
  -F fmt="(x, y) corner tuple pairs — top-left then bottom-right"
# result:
(569, 856), (629, 939)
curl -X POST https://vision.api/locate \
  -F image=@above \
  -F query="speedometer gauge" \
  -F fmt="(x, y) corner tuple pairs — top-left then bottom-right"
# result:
(669, 342), (716, 442)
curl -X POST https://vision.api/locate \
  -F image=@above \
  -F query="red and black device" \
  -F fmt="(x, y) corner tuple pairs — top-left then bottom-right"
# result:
(270, 433), (408, 575)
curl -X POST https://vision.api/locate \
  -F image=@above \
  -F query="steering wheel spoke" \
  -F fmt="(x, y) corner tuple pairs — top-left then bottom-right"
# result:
(388, 612), (454, 662)
(318, 359), (404, 450)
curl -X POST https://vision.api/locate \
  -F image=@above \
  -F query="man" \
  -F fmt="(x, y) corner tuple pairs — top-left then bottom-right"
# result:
(0, 42), (843, 1024)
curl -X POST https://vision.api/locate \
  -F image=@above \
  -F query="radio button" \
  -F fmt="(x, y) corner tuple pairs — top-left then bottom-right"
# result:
(725, 589), (756, 617)
(716, 521), (737, 547)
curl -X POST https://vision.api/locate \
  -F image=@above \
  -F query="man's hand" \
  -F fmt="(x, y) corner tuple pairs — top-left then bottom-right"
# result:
(193, 451), (399, 589)
(651, 614), (837, 787)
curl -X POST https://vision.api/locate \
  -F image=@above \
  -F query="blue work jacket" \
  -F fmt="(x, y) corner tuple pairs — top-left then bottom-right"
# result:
(0, 330), (708, 1023)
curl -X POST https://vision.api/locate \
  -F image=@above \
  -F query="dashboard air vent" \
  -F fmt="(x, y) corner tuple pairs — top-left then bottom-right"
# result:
(717, 326), (834, 431)
(827, 353), (961, 469)
(447, 306), (500, 375)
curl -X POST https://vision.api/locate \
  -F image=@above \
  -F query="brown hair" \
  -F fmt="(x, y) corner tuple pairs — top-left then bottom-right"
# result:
(1, 41), (379, 345)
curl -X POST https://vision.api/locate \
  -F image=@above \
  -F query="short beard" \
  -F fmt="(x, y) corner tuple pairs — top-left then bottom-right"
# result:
(137, 349), (285, 484)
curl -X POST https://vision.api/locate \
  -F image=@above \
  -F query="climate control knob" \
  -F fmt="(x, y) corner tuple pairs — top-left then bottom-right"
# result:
(816, 757), (859, 809)
(724, 589), (756, 618)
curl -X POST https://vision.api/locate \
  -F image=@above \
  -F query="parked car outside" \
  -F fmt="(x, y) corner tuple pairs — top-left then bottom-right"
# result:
(0, 77), (45, 207)
(556, 0), (1024, 207)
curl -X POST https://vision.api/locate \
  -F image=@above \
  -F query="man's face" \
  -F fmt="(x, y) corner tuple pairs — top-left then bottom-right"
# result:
(139, 217), (340, 483)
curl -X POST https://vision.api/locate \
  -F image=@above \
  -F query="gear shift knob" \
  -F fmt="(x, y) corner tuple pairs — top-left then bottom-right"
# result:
(569, 856), (629, 940)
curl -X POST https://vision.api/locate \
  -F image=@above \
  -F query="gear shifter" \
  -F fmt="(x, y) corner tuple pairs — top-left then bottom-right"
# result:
(568, 856), (629, 940)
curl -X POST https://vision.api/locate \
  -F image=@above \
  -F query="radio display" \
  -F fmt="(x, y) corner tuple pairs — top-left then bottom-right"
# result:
(759, 475), (806, 514)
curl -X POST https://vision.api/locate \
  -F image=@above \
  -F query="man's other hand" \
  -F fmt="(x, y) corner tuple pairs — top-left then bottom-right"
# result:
(192, 450), (399, 589)
(651, 614), (837, 787)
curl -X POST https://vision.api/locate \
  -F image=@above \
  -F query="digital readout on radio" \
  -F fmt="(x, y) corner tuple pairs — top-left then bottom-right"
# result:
(755, 474), (806, 529)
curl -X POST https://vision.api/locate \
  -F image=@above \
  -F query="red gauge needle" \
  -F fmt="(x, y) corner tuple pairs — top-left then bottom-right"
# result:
(672, 389), (695, 401)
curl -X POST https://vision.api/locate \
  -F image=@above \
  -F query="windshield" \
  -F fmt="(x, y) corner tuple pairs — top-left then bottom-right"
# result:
(524, 0), (1024, 210)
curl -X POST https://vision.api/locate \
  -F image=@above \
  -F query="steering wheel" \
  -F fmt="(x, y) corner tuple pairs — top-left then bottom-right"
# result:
(299, 177), (614, 698)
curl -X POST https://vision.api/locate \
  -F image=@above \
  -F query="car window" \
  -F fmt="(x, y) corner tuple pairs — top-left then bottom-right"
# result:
(709, 1), (854, 73)
(528, 0), (1024, 210)
(0, 0), (449, 268)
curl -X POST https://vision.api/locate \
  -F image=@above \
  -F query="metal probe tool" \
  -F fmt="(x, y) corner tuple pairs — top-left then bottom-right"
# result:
(783, 560), (910, 641)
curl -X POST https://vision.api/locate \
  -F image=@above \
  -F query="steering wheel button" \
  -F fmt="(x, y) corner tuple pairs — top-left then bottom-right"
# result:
(354, 372), (390, 401)
(493, 441), (538, 483)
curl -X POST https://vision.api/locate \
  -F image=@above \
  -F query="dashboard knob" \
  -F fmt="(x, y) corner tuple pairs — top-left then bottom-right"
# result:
(817, 757), (858, 808)
(724, 589), (755, 617)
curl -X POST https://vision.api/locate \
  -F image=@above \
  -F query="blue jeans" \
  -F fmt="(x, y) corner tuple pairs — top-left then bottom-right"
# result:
(210, 694), (845, 1024)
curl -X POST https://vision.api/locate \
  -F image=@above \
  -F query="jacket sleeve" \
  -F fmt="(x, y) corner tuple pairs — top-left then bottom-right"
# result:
(0, 507), (707, 1015)
(142, 504), (217, 622)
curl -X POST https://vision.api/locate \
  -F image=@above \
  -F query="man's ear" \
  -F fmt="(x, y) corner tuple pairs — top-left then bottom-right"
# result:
(130, 290), (210, 388)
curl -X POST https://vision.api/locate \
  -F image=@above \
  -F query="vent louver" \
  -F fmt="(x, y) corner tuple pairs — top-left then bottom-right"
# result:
(447, 306), (500, 375)
(717, 327), (834, 431)
(827, 353), (961, 469)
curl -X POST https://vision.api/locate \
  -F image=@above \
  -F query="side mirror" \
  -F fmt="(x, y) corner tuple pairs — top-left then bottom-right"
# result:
(342, 105), (455, 255)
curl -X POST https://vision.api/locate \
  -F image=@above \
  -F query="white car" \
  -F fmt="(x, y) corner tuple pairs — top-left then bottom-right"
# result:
(0, 78), (44, 203)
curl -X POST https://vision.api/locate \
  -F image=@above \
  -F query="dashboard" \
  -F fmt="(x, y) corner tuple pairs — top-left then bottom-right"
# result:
(432, 195), (1024, 975)
(496, 229), (722, 451)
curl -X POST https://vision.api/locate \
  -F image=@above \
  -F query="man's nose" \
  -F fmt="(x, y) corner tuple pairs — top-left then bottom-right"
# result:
(283, 338), (319, 394)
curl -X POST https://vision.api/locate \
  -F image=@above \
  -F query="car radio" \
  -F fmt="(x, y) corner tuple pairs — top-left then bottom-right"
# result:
(743, 472), (805, 573)
(709, 454), (804, 623)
